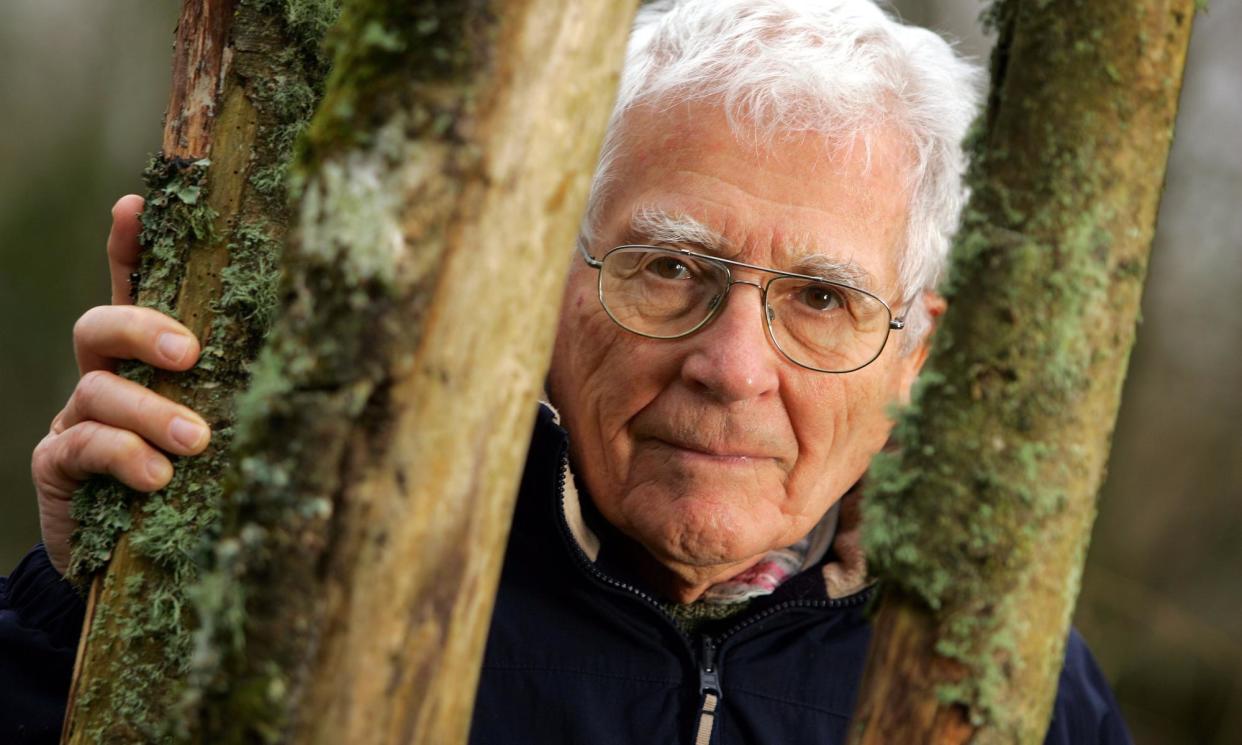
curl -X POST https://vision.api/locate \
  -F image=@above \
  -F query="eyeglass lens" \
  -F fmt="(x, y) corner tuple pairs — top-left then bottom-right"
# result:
(598, 247), (892, 372)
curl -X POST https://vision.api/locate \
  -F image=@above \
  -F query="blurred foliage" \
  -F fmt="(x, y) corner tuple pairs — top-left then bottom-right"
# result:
(1, 1), (1237, 743)
(0, 0), (180, 564)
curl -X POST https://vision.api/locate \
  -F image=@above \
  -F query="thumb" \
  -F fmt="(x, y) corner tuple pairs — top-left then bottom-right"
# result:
(107, 194), (146, 306)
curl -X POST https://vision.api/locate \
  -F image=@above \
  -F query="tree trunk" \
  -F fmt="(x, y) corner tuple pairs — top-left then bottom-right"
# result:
(62, 1), (335, 742)
(181, 1), (637, 743)
(849, 1), (1196, 743)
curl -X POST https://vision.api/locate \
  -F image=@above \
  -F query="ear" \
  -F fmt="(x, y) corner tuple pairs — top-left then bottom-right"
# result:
(896, 290), (946, 402)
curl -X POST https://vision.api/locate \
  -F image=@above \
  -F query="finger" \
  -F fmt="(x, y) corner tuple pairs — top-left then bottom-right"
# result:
(33, 421), (174, 501)
(35, 484), (75, 576)
(73, 305), (200, 375)
(107, 194), (145, 305)
(57, 370), (211, 456)
(31, 432), (79, 575)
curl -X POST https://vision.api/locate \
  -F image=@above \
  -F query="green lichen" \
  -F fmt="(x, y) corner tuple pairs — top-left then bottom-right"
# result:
(297, 115), (430, 287)
(65, 1), (338, 741)
(195, 234), (442, 736)
(237, 0), (338, 201)
(67, 427), (231, 742)
(214, 222), (284, 330)
(180, 2), (490, 729)
(68, 155), (216, 584)
(68, 481), (133, 578)
(248, 60), (325, 199)
(861, 0), (1164, 732)
(136, 156), (218, 318)
(251, 77), (318, 195)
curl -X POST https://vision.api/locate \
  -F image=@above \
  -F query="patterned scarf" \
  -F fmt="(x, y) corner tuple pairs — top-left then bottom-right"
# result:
(698, 500), (840, 604)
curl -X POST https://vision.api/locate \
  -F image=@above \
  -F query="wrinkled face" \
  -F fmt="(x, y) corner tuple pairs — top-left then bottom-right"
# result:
(547, 102), (932, 580)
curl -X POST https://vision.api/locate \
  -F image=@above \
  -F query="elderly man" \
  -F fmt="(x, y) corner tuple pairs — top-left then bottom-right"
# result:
(2, 0), (1130, 743)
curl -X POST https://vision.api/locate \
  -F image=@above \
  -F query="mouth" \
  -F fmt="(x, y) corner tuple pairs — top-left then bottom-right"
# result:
(649, 437), (774, 465)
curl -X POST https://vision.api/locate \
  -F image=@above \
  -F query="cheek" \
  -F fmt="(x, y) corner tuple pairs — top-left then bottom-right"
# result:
(549, 281), (679, 485)
(781, 371), (901, 516)
(554, 301), (640, 422)
(550, 275), (610, 402)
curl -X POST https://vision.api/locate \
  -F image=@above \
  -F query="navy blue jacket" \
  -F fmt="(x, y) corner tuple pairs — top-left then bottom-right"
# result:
(3, 405), (1130, 743)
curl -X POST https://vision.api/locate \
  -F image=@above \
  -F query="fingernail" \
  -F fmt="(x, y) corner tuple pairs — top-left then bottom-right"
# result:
(146, 455), (172, 484)
(157, 333), (192, 363)
(170, 417), (207, 450)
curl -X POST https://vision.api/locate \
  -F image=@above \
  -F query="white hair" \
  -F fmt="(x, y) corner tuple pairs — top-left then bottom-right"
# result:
(581, 0), (985, 349)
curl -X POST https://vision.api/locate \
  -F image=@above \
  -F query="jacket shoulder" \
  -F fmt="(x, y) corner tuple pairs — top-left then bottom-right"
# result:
(1043, 628), (1132, 745)
(1, 544), (85, 744)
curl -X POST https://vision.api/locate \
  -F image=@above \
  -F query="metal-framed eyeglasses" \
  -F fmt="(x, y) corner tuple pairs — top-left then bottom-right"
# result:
(578, 243), (905, 374)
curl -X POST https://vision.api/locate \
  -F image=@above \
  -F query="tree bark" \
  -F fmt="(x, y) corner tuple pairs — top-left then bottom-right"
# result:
(849, 1), (1197, 743)
(62, 1), (335, 742)
(182, 1), (637, 743)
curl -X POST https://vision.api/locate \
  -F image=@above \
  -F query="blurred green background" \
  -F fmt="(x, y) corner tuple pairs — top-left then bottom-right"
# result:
(1, 2), (1238, 742)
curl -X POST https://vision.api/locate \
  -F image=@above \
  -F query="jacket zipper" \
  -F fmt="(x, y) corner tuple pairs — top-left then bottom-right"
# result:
(551, 440), (873, 744)
(695, 635), (721, 745)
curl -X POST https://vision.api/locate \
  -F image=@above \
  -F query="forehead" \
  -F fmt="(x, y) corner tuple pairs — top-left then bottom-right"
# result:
(597, 102), (913, 291)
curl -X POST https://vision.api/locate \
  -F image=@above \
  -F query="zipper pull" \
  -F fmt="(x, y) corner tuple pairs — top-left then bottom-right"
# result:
(699, 635), (721, 699)
(695, 636), (721, 745)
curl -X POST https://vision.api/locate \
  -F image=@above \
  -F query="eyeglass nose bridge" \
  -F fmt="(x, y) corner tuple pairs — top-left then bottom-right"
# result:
(704, 275), (765, 314)
(702, 275), (783, 344)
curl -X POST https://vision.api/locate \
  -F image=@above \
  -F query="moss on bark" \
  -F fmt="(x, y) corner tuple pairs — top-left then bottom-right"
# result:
(61, 2), (336, 742)
(851, 1), (1198, 742)
(183, 0), (639, 741)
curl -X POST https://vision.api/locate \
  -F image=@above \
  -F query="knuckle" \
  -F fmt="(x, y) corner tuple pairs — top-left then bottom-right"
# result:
(115, 304), (145, 333)
(73, 306), (106, 344)
(75, 370), (113, 410)
(75, 421), (123, 465)
(85, 426), (146, 477)
(132, 388), (171, 426)
(66, 421), (101, 454)
(30, 434), (55, 476)
(113, 430), (148, 462)
(130, 387), (156, 417)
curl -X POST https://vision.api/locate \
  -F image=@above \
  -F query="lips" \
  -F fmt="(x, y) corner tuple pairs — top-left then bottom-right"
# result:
(629, 401), (792, 468)
(650, 436), (770, 460)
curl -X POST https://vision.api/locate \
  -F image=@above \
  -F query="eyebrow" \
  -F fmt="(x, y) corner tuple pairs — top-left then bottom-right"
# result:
(627, 206), (876, 290)
(790, 253), (875, 289)
(628, 206), (728, 253)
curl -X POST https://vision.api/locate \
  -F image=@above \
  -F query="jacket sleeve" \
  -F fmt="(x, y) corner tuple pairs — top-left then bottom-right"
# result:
(1043, 628), (1133, 745)
(0, 544), (86, 745)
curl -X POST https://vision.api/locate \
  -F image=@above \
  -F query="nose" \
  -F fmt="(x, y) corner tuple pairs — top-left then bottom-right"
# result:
(678, 281), (781, 403)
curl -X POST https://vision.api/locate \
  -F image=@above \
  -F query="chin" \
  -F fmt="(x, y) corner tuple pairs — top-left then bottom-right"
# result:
(626, 490), (775, 568)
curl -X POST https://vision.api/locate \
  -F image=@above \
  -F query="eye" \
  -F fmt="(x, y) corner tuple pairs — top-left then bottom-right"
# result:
(645, 256), (693, 280)
(798, 284), (846, 311)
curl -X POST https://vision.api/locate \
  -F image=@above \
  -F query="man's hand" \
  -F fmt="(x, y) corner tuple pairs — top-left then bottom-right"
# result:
(30, 195), (211, 575)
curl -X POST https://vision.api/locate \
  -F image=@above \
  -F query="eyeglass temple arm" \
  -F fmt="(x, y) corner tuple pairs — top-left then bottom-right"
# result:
(890, 318), (905, 330)
(577, 239), (603, 269)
